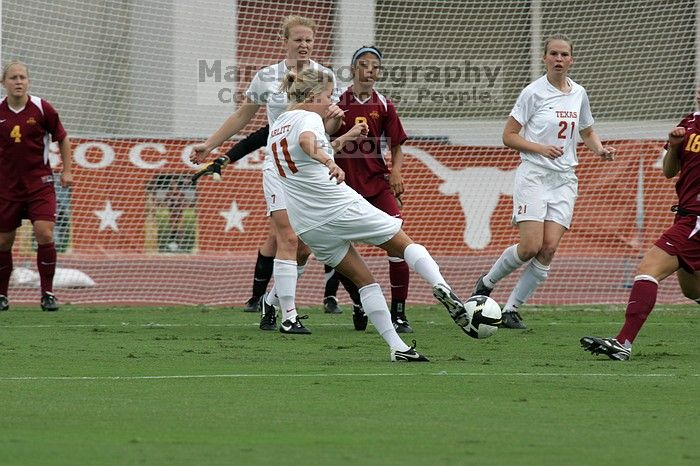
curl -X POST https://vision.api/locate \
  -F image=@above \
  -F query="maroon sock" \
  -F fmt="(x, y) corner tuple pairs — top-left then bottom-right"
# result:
(0, 250), (12, 296)
(389, 259), (410, 303)
(37, 242), (57, 294)
(616, 277), (658, 345)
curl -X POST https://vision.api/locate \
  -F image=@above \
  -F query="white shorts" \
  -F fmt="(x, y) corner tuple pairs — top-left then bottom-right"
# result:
(299, 199), (403, 267)
(512, 161), (578, 229)
(262, 168), (286, 216)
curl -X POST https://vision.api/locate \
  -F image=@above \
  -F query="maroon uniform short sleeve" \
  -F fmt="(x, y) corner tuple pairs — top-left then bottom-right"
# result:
(383, 99), (407, 148)
(41, 100), (67, 143)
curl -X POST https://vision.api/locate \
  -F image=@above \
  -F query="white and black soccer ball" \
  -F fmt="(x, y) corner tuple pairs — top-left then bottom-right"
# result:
(463, 295), (502, 339)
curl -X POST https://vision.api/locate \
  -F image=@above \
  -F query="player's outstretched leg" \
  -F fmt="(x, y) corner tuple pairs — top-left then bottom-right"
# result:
(400, 242), (470, 332)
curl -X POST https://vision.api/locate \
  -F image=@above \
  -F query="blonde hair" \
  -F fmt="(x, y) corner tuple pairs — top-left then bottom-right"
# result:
(544, 33), (574, 55)
(280, 15), (316, 39)
(281, 68), (333, 106)
(2, 60), (29, 80)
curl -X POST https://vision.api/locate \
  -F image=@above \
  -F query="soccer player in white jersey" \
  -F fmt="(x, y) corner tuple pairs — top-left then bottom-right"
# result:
(190, 16), (343, 333)
(472, 34), (616, 329)
(269, 68), (473, 361)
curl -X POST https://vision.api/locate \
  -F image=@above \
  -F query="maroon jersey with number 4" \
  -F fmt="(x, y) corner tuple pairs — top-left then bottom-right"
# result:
(671, 112), (700, 213)
(0, 95), (67, 200)
(334, 88), (407, 197)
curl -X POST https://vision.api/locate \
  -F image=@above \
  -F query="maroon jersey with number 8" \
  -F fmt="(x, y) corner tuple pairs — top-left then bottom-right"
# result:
(334, 88), (407, 197)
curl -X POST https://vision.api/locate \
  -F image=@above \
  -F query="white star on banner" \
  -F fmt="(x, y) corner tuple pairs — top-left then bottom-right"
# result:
(220, 200), (249, 232)
(94, 200), (123, 232)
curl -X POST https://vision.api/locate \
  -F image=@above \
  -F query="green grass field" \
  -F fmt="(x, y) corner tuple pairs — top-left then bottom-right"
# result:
(1, 304), (698, 465)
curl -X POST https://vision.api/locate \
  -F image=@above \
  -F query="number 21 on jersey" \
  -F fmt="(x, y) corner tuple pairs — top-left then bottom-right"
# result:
(271, 137), (299, 177)
(557, 121), (575, 139)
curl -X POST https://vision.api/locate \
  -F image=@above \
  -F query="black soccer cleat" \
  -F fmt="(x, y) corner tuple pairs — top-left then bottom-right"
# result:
(0, 294), (8, 311)
(352, 304), (368, 331)
(323, 296), (343, 314)
(243, 295), (262, 313)
(258, 294), (277, 331)
(432, 283), (469, 330)
(393, 311), (413, 334)
(472, 273), (493, 297)
(279, 315), (311, 334)
(580, 336), (631, 361)
(41, 292), (59, 312)
(391, 340), (429, 362)
(500, 310), (527, 329)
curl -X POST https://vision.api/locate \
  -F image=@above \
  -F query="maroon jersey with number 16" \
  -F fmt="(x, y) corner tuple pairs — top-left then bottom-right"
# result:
(334, 87), (407, 197)
(671, 112), (700, 213)
(0, 95), (67, 201)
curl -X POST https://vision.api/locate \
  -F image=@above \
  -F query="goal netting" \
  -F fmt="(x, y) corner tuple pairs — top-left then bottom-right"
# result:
(1, 0), (694, 305)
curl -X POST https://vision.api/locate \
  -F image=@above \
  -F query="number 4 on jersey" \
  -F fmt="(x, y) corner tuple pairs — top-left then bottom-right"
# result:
(10, 125), (21, 142)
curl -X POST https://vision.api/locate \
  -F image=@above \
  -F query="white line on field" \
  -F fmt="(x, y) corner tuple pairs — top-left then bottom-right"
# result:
(0, 372), (696, 381)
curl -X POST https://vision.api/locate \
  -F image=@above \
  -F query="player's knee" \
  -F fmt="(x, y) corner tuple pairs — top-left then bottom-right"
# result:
(297, 243), (311, 263)
(537, 245), (557, 264)
(34, 229), (54, 245)
(517, 243), (540, 262)
(276, 232), (298, 254)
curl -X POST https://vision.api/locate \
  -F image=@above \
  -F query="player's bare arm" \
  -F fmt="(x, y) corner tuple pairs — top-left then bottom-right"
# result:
(58, 137), (74, 187)
(580, 126), (615, 161)
(323, 104), (344, 135)
(663, 126), (685, 178)
(389, 144), (405, 196)
(299, 131), (345, 184)
(330, 122), (368, 152)
(503, 116), (563, 159)
(190, 100), (260, 164)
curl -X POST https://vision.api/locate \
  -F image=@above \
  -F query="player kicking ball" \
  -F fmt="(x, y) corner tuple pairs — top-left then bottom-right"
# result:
(267, 68), (472, 361)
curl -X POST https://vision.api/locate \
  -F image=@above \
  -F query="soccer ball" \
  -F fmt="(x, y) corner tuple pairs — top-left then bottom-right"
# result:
(463, 295), (502, 339)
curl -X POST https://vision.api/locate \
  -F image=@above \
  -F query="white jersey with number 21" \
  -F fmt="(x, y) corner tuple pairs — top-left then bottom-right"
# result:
(510, 75), (594, 172)
(267, 109), (362, 235)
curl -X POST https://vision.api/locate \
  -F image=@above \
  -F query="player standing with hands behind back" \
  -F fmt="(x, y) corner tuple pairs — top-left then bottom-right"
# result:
(0, 61), (74, 312)
(472, 34), (615, 328)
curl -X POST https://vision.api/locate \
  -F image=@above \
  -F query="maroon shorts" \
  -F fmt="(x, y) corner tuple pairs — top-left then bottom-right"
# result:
(366, 186), (402, 219)
(654, 215), (700, 272)
(0, 187), (57, 232)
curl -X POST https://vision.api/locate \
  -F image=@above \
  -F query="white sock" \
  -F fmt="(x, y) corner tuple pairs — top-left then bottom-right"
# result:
(484, 244), (527, 288)
(274, 259), (298, 322)
(265, 286), (279, 307)
(359, 283), (410, 351)
(503, 258), (549, 312)
(403, 243), (447, 287)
